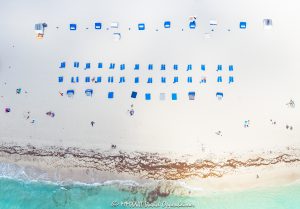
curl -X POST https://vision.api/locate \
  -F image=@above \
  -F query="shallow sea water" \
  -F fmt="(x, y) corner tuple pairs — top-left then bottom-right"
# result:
(0, 177), (300, 209)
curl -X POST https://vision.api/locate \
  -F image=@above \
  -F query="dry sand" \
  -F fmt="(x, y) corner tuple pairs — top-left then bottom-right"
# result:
(0, 0), (300, 192)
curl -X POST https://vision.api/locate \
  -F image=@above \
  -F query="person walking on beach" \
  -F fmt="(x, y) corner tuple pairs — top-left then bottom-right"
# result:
(91, 121), (95, 127)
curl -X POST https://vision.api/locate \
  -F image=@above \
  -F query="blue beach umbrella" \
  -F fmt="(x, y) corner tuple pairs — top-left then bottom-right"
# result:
(138, 23), (145, 30)
(85, 89), (93, 97)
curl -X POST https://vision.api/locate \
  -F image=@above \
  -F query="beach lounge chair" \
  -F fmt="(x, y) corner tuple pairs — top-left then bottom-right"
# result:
(147, 77), (153, 83)
(85, 63), (91, 69)
(229, 65), (234, 71)
(96, 77), (101, 83)
(187, 64), (192, 71)
(70, 24), (77, 30)
(173, 64), (178, 70)
(108, 92), (114, 99)
(85, 89), (93, 97)
(164, 21), (171, 28)
(161, 77), (166, 83)
(111, 22), (119, 28)
(98, 63), (103, 69)
(134, 77), (139, 83)
(36, 33), (44, 39)
(131, 91), (137, 98)
(95, 22), (102, 30)
(217, 76), (222, 83)
(109, 63), (115, 69)
(71, 77), (75, 83)
(189, 21), (196, 29)
(217, 64), (222, 71)
(138, 23), (145, 30)
(201, 64), (205, 71)
(74, 62), (79, 68)
(200, 76), (207, 84)
(263, 19), (272, 29)
(160, 93), (166, 101)
(172, 93), (177, 100)
(161, 64), (166, 70)
(108, 76), (114, 83)
(148, 64), (153, 70)
(85, 76), (91, 83)
(67, 90), (75, 97)
(59, 62), (66, 68)
(145, 93), (151, 100)
(229, 76), (234, 84)
(113, 33), (121, 41)
(216, 92), (223, 100)
(188, 92), (195, 100)
(119, 76), (125, 83)
(58, 76), (63, 83)
(173, 76), (179, 83)
(134, 64), (140, 70)
(187, 77), (193, 83)
(120, 64), (125, 70)
(240, 22), (247, 29)
(209, 20), (218, 26)
(71, 77), (79, 83)
(34, 23), (45, 39)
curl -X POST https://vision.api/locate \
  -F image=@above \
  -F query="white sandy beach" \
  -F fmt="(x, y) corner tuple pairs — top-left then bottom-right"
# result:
(0, 0), (300, 192)
(0, 146), (300, 194)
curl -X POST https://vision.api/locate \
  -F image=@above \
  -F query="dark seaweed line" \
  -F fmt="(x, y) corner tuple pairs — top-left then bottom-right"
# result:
(0, 144), (299, 180)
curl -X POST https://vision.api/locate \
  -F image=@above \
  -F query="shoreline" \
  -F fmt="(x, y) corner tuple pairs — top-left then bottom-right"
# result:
(0, 142), (300, 195)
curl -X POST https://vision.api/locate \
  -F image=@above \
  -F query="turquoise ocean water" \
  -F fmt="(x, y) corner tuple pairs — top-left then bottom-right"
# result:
(0, 177), (300, 209)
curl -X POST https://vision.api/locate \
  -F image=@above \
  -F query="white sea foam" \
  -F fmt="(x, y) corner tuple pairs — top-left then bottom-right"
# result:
(176, 181), (204, 192)
(69, 179), (142, 188)
(0, 162), (31, 180)
(0, 162), (144, 188)
(0, 162), (204, 195)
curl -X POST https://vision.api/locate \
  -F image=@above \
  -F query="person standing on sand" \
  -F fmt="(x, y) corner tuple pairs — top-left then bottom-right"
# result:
(91, 121), (95, 127)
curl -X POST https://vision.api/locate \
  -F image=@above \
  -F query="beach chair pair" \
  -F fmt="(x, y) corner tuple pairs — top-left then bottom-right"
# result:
(131, 92), (177, 101)
(217, 76), (234, 83)
(216, 92), (223, 100)
(71, 23), (102, 30)
(188, 92), (195, 100)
